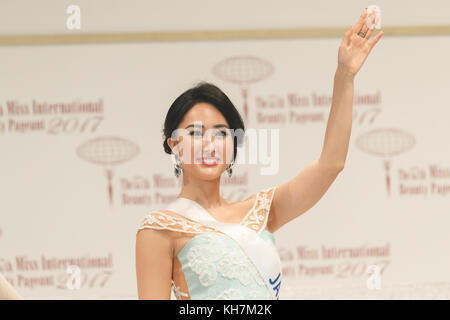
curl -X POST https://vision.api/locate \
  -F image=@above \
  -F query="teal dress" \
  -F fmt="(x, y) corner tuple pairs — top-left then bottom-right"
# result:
(175, 229), (277, 299)
(137, 186), (280, 300)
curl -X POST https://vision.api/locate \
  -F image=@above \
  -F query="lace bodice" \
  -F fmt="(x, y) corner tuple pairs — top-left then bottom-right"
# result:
(136, 186), (279, 300)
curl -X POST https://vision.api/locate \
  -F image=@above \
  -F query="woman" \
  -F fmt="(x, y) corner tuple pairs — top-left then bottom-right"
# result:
(136, 8), (383, 300)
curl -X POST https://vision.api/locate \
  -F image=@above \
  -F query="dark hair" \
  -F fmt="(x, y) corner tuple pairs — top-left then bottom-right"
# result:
(162, 81), (245, 163)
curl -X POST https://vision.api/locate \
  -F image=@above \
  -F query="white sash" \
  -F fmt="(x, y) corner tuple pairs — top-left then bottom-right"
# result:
(164, 196), (282, 300)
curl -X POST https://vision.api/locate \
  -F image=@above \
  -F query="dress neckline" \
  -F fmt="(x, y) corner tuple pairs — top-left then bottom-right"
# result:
(174, 192), (260, 225)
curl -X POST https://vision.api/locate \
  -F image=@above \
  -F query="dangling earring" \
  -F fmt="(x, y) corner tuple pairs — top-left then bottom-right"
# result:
(171, 153), (183, 178)
(226, 160), (234, 178)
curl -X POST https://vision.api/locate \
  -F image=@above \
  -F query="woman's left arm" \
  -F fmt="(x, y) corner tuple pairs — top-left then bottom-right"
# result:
(268, 8), (384, 233)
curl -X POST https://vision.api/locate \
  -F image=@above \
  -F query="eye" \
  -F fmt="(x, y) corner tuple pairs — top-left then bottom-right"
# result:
(215, 130), (228, 137)
(189, 130), (202, 137)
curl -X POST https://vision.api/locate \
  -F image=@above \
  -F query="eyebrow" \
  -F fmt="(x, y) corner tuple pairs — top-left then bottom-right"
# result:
(185, 124), (229, 129)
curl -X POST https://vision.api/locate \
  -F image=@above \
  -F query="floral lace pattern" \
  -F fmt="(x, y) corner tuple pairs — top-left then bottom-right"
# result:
(240, 187), (276, 233)
(136, 186), (276, 237)
(136, 211), (220, 235)
(136, 186), (278, 300)
(185, 233), (227, 286)
(185, 233), (265, 285)
(180, 233), (270, 300)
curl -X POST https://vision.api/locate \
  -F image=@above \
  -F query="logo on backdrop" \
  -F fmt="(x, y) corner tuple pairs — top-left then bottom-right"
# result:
(77, 136), (140, 206)
(355, 128), (416, 196)
(213, 56), (274, 121)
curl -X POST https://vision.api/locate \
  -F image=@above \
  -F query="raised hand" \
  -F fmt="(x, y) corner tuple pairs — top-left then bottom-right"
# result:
(337, 8), (384, 78)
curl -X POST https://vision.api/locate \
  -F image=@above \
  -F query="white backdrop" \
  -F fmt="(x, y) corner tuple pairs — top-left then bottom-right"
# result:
(1, 0), (450, 34)
(1, 33), (449, 299)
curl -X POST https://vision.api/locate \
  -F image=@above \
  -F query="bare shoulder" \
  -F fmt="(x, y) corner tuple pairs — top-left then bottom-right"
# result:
(136, 211), (179, 256)
(136, 221), (174, 257)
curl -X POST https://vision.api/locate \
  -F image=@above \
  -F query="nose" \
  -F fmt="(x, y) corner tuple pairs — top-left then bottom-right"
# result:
(202, 143), (214, 156)
(202, 135), (216, 156)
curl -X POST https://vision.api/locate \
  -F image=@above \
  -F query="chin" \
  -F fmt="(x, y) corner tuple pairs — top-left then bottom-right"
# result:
(193, 166), (226, 181)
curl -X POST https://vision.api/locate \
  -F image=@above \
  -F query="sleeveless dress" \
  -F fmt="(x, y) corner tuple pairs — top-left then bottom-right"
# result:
(136, 186), (279, 300)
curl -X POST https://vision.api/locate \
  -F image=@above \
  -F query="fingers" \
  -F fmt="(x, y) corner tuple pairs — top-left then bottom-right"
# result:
(368, 30), (384, 51)
(353, 8), (368, 33)
(341, 25), (353, 47)
(342, 8), (384, 49)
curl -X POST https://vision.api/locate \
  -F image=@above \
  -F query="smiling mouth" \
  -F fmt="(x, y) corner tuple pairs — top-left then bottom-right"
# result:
(197, 157), (219, 166)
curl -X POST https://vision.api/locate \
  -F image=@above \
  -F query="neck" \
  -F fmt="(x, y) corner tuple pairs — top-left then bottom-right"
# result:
(177, 175), (227, 209)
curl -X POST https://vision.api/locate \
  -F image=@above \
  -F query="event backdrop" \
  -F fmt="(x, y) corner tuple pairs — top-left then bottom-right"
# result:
(1, 34), (449, 299)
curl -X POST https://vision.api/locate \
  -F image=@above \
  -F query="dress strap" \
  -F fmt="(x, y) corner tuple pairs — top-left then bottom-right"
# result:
(136, 185), (278, 236)
(136, 211), (219, 236)
(240, 186), (277, 233)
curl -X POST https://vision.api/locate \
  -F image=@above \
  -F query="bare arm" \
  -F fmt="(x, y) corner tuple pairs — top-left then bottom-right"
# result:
(135, 228), (173, 299)
(267, 8), (384, 233)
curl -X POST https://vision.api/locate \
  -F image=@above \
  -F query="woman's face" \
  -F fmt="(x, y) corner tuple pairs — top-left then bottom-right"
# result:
(168, 103), (234, 181)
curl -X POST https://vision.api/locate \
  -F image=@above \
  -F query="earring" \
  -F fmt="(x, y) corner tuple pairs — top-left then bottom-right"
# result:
(171, 153), (183, 178)
(226, 161), (234, 178)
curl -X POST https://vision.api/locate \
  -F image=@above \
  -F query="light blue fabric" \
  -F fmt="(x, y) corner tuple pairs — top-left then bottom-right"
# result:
(177, 229), (276, 299)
